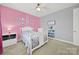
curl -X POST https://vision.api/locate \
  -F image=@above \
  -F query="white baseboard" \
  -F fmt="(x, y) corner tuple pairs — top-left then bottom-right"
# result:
(53, 38), (79, 46)
(48, 37), (54, 39)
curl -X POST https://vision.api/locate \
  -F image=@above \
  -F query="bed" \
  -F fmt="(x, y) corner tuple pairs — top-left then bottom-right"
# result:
(21, 27), (48, 55)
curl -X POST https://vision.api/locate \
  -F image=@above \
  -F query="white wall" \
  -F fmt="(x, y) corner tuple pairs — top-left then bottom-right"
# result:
(40, 4), (79, 42)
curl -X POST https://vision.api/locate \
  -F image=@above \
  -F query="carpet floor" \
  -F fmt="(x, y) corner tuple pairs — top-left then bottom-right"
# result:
(3, 39), (79, 55)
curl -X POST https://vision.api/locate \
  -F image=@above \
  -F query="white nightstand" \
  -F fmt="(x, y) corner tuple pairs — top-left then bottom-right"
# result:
(2, 33), (17, 48)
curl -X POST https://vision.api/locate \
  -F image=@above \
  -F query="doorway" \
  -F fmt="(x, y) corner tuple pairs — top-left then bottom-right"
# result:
(73, 8), (79, 45)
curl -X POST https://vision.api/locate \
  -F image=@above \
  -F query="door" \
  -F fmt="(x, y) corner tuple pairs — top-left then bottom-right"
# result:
(73, 8), (79, 45)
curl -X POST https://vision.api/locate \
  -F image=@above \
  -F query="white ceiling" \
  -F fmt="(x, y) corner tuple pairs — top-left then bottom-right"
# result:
(1, 3), (78, 17)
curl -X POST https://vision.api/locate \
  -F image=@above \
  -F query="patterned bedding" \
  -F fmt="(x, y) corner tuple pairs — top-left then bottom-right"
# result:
(31, 32), (39, 49)
(22, 31), (39, 49)
(31, 36), (39, 49)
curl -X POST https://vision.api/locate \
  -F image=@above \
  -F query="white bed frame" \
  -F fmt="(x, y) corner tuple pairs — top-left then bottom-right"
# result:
(32, 28), (48, 51)
(22, 27), (48, 55)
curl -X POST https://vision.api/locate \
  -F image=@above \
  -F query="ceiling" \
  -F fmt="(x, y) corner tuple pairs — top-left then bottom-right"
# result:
(1, 3), (78, 17)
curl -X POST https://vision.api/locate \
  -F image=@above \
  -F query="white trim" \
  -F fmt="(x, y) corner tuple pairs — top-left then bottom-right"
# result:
(73, 8), (79, 46)
(73, 42), (79, 46)
(48, 37), (55, 39)
(53, 38), (79, 46)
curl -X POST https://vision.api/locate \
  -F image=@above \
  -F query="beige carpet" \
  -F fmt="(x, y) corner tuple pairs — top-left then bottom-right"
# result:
(3, 39), (79, 55)
(3, 42), (27, 55)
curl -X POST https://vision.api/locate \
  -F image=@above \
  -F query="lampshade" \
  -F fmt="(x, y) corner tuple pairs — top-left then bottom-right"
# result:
(36, 7), (41, 11)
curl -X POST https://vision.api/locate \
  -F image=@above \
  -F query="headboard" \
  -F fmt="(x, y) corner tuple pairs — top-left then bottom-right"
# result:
(22, 27), (33, 32)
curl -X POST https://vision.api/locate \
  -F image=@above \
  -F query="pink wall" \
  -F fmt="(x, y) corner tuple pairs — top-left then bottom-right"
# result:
(0, 6), (3, 54)
(0, 5), (40, 40)
(0, 19), (3, 54)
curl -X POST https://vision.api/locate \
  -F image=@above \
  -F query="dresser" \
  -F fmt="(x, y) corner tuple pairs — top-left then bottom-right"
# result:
(2, 33), (17, 48)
